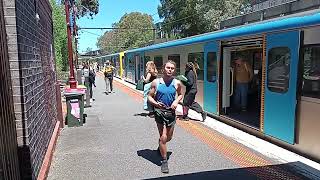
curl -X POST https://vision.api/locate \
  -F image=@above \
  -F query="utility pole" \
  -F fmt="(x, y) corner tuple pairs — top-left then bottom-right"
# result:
(64, 0), (77, 89)
(73, 4), (79, 67)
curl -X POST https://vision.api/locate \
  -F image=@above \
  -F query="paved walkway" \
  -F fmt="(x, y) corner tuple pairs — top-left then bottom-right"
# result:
(48, 76), (316, 180)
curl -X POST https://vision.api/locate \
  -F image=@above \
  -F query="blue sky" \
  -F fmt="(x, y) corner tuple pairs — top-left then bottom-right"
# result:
(77, 0), (161, 53)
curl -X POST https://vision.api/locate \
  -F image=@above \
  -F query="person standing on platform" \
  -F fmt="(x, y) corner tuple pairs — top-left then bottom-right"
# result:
(103, 60), (116, 94)
(88, 66), (96, 102)
(141, 61), (158, 117)
(148, 60), (183, 174)
(181, 62), (207, 121)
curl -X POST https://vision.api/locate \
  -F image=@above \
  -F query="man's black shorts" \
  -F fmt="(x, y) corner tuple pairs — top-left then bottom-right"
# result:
(154, 108), (176, 127)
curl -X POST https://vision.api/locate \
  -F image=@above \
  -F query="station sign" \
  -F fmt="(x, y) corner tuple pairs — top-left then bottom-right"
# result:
(252, 0), (297, 12)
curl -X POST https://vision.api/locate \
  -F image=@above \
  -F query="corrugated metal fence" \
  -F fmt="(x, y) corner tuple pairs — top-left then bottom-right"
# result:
(0, 0), (21, 179)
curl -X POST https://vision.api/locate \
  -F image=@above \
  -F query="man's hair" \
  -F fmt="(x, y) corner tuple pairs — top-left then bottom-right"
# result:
(163, 60), (176, 69)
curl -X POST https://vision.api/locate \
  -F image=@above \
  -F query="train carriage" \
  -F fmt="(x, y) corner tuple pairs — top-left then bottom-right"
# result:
(121, 10), (320, 162)
(96, 52), (125, 79)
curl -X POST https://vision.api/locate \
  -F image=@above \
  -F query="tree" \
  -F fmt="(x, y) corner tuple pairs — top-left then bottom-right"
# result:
(75, 0), (99, 18)
(51, 0), (68, 72)
(196, 0), (251, 31)
(85, 47), (93, 52)
(97, 12), (155, 54)
(158, 0), (207, 38)
(157, 0), (252, 38)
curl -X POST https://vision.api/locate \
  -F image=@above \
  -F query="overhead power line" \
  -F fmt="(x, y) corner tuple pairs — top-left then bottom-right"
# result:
(79, 27), (156, 30)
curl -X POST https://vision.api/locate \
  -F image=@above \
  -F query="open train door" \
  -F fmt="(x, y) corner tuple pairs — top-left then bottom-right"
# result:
(204, 41), (219, 114)
(264, 31), (300, 144)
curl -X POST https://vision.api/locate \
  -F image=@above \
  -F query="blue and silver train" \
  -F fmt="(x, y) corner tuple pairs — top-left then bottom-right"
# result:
(95, 10), (320, 162)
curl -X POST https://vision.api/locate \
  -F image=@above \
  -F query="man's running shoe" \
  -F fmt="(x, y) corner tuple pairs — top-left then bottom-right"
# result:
(161, 160), (169, 173)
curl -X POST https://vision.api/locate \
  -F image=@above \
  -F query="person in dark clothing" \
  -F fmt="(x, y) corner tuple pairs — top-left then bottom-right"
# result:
(89, 67), (96, 100)
(181, 62), (207, 121)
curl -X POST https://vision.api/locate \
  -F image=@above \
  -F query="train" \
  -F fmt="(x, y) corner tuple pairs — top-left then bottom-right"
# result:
(94, 10), (320, 162)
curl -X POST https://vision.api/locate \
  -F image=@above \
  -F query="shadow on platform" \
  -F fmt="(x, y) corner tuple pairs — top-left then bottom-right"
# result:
(137, 149), (172, 166)
(143, 162), (316, 180)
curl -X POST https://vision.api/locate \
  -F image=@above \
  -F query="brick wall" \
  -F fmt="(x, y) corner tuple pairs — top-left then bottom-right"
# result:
(3, 0), (58, 179)
(0, 0), (21, 179)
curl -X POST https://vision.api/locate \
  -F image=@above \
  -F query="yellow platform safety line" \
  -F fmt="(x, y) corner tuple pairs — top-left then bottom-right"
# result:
(177, 120), (303, 180)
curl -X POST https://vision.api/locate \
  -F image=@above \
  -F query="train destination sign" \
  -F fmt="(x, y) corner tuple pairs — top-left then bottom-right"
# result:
(252, 0), (297, 12)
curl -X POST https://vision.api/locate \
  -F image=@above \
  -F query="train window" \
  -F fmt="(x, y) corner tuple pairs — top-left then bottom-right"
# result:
(143, 56), (150, 71)
(188, 52), (204, 80)
(168, 55), (180, 75)
(144, 56), (151, 62)
(207, 52), (217, 82)
(154, 56), (163, 73)
(267, 47), (290, 93)
(302, 46), (320, 99)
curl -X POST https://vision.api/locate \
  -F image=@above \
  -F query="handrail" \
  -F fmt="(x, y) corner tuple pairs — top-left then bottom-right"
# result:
(228, 67), (234, 97)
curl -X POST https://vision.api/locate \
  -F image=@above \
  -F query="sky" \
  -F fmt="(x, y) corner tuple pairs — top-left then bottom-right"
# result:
(78, 0), (160, 53)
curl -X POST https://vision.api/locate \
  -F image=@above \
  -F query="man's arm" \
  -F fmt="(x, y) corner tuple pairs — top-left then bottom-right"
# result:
(148, 80), (163, 108)
(171, 80), (183, 110)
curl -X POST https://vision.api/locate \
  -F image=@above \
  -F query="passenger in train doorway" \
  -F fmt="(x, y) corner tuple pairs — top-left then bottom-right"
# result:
(181, 62), (207, 121)
(141, 61), (158, 117)
(233, 56), (253, 112)
(103, 60), (116, 94)
(148, 60), (183, 173)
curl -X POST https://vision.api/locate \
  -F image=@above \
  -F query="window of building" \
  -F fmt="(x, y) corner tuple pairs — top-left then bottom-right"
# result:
(154, 56), (163, 72)
(207, 52), (217, 82)
(188, 52), (204, 80)
(302, 46), (320, 99)
(168, 55), (180, 75)
(267, 47), (290, 93)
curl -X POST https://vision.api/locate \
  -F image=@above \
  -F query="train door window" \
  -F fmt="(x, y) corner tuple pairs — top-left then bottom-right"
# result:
(302, 46), (320, 99)
(207, 52), (217, 82)
(188, 52), (204, 80)
(122, 56), (125, 67)
(168, 54), (180, 75)
(267, 47), (290, 93)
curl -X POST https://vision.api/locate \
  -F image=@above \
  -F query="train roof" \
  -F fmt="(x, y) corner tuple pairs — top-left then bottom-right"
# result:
(96, 52), (120, 59)
(126, 9), (320, 54)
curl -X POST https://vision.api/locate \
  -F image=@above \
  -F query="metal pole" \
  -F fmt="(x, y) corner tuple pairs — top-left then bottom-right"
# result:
(73, 4), (79, 67)
(64, 0), (77, 89)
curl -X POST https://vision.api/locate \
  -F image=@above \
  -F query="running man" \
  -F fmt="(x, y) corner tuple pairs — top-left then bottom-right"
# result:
(148, 60), (183, 173)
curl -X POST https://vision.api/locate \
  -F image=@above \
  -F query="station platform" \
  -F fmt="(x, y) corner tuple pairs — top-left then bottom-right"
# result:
(47, 74), (320, 180)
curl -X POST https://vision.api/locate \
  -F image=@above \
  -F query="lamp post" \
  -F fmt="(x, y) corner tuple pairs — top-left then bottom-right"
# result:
(64, 0), (77, 89)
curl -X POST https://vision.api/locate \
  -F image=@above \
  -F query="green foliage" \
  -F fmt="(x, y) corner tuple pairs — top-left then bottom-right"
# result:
(50, 0), (68, 72)
(196, 0), (252, 31)
(75, 0), (99, 18)
(157, 0), (252, 38)
(97, 12), (155, 54)
(158, 0), (207, 37)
